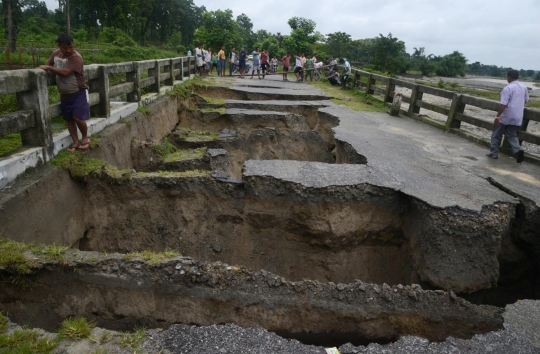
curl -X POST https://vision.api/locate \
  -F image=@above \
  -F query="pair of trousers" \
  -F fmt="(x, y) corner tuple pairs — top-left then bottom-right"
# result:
(490, 123), (522, 156)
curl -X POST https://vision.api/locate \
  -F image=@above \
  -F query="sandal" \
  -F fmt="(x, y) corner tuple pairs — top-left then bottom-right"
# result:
(66, 143), (79, 152)
(78, 139), (91, 150)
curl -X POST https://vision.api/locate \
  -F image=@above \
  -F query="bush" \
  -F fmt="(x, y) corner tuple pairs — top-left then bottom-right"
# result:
(100, 27), (136, 47)
(437, 79), (446, 88)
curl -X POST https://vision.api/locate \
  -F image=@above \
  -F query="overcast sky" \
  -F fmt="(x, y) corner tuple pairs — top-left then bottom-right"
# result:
(42, 0), (539, 70)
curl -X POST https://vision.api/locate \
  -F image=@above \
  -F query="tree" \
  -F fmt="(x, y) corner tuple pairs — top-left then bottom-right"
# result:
(325, 31), (351, 58)
(373, 33), (407, 74)
(435, 51), (467, 77)
(282, 17), (321, 55)
(2, 0), (22, 51)
(193, 9), (242, 51)
(236, 13), (254, 49)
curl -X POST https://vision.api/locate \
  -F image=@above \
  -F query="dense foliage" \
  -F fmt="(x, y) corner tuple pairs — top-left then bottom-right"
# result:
(1, 1), (537, 78)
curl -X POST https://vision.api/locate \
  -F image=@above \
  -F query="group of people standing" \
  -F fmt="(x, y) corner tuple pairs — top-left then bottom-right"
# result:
(188, 44), (362, 91)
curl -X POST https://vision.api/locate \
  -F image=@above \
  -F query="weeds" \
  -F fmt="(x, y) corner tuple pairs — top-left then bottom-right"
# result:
(175, 128), (217, 142)
(0, 133), (22, 156)
(154, 138), (178, 157)
(0, 238), (38, 274)
(31, 244), (69, 261)
(0, 313), (7, 332)
(51, 150), (128, 178)
(123, 250), (182, 264)
(118, 118), (133, 127)
(201, 107), (226, 115)
(135, 170), (208, 178)
(0, 330), (59, 353)
(137, 106), (151, 115)
(120, 327), (146, 352)
(58, 317), (95, 340)
(163, 147), (207, 163)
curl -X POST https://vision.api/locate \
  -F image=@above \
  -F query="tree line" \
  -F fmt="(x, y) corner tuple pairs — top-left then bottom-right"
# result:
(2, 1), (538, 79)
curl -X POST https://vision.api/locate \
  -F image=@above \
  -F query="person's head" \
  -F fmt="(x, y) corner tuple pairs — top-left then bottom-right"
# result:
(207, 47), (211, 51)
(507, 70), (519, 82)
(197, 43), (203, 48)
(57, 34), (75, 56)
(241, 47), (244, 51)
(287, 52), (290, 56)
(301, 53), (305, 57)
(232, 47), (236, 52)
(221, 45), (225, 50)
(255, 47), (259, 51)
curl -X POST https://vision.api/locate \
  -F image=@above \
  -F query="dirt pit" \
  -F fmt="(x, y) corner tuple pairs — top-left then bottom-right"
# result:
(1, 87), (538, 349)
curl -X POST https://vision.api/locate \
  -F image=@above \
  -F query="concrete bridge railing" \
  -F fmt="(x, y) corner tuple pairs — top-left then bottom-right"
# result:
(350, 69), (540, 161)
(0, 55), (196, 188)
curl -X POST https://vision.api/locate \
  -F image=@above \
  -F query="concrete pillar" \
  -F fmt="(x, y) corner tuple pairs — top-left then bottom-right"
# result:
(365, 74), (375, 95)
(180, 59), (185, 80)
(166, 59), (174, 86)
(446, 93), (465, 130)
(384, 79), (396, 103)
(88, 65), (110, 118)
(17, 69), (53, 160)
(408, 84), (423, 115)
(148, 61), (161, 93)
(127, 62), (141, 102)
(389, 93), (402, 116)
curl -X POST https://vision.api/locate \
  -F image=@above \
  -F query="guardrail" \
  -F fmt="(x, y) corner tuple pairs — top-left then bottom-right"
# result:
(0, 55), (196, 188)
(349, 68), (540, 155)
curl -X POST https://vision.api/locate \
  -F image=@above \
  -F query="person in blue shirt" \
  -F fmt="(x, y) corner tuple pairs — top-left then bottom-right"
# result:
(238, 47), (247, 78)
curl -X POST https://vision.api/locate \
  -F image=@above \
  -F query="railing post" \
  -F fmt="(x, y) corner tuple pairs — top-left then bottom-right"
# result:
(353, 71), (359, 88)
(180, 58), (185, 80)
(446, 93), (465, 130)
(127, 62), (141, 103)
(408, 84), (422, 115)
(148, 60), (161, 93)
(365, 74), (375, 95)
(17, 69), (53, 161)
(166, 59), (174, 86)
(384, 79), (395, 103)
(88, 65), (110, 118)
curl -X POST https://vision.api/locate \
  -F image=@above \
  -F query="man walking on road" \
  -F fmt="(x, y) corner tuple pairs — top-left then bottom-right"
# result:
(39, 34), (90, 152)
(486, 70), (529, 163)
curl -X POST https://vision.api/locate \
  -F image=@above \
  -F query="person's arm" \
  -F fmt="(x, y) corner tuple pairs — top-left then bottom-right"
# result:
(494, 105), (506, 126)
(38, 64), (73, 77)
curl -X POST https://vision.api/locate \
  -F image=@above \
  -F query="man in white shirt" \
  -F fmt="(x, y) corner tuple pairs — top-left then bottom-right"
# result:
(340, 58), (351, 90)
(487, 70), (529, 163)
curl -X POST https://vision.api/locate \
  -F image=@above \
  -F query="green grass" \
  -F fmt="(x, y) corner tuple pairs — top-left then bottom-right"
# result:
(0, 313), (8, 332)
(526, 100), (540, 109)
(0, 330), (59, 353)
(163, 147), (207, 163)
(0, 238), (39, 274)
(154, 138), (178, 158)
(0, 133), (22, 156)
(201, 107), (226, 115)
(51, 150), (128, 178)
(174, 128), (218, 143)
(200, 96), (226, 105)
(120, 327), (146, 353)
(135, 170), (208, 178)
(123, 250), (181, 264)
(31, 244), (69, 261)
(137, 106), (151, 115)
(58, 317), (95, 340)
(118, 118), (133, 127)
(309, 81), (390, 112)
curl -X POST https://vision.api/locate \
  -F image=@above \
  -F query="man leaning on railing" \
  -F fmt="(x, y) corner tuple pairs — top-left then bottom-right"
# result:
(38, 34), (91, 152)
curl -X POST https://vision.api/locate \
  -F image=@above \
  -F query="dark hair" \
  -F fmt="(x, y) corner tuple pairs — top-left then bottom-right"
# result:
(57, 34), (73, 46)
(507, 70), (519, 80)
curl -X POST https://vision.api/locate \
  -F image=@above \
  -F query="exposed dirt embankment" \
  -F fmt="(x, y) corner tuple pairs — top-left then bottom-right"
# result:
(79, 174), (410, 286)
(0, 252), (504, 344)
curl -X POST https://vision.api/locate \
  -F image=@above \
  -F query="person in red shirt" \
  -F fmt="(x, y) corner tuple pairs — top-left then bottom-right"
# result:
(39, 34), (90, 152)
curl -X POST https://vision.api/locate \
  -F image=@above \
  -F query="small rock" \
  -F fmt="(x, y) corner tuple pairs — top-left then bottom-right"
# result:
(175, 264), (182, 270)
(336, 284), (347, 291)
(450, 291), (458, 301)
